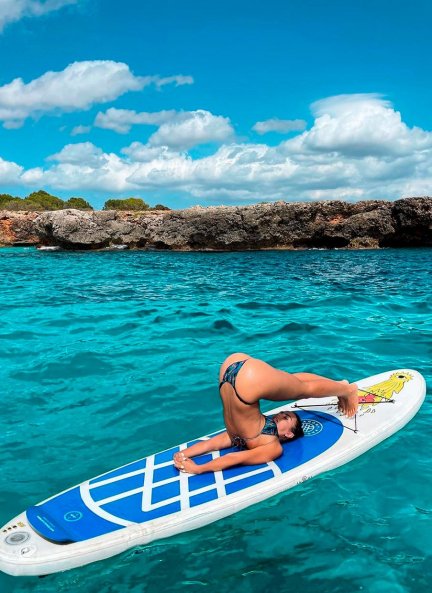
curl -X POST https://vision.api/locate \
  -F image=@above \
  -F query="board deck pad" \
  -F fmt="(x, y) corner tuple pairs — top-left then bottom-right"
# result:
(26, 410), (343, 544)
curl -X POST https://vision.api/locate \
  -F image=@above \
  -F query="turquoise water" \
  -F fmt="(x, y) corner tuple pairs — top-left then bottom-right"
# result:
(0, 247), (431, 592)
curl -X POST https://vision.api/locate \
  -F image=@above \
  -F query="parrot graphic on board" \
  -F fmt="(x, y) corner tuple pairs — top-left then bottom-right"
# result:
(359, 371), (413, 408)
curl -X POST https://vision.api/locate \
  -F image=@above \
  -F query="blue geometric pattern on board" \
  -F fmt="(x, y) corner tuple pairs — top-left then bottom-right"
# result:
(225, 469), (275, 495)
(90, 473), (145, 503)
(26, 487), (122, 543)
(90, 458), (147, 485)
(26, 410), (342, 544)
(190, 489), (219, 507)
(102, 494), (182, 523)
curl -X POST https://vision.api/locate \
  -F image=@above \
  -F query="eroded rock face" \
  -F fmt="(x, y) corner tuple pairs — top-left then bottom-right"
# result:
(0, 197), (431, 250)
(0, 211), (40, 246)
(389, 198), (432, 246)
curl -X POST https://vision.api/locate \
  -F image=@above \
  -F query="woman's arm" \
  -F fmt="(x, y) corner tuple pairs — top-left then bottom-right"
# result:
(173, 431), (232, 464)
(174, 441), (283, 474)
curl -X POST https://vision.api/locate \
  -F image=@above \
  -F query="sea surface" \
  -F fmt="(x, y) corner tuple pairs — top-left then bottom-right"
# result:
(0, 247), (431, 593)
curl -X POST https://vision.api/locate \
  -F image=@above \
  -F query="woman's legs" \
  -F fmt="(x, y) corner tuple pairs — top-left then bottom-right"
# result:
(292, 372), (342, 382)
(221, 355), (358, 417)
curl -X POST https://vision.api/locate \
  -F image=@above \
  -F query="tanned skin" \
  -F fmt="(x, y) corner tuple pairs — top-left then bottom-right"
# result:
(173, 353), (358, 474)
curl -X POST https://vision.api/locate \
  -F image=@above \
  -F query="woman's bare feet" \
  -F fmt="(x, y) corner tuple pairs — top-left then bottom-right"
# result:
(337, 382), (358, 417)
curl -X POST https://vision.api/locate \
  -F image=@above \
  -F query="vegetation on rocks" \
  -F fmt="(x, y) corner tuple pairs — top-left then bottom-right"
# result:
(26, 190), (65, 210)
(103, 198), (149, 211)
(63, 197), (93, 210)
(0, 190), (93, 211)
(0, 191), (168, 212)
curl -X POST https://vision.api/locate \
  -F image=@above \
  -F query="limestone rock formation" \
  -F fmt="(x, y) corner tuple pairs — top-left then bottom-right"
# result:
(0, 197), (431, 250)
(0, 211), (40, 246)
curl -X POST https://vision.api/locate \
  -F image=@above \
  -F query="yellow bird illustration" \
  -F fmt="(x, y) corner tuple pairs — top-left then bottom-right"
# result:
(359, 371), (413, 407)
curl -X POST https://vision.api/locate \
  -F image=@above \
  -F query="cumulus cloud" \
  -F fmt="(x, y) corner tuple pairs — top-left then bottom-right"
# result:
(121, 142), (183, 162)
(18, 142), (132, 191)
(94, 108), (234, 149)
(0, 61), (193, 128)
(94, 108), (177, 134)
(302, 94), (432, 157)
(0, 156), (24, 184)
(48, 142), (108, 168)
(5, 94), (432, 202)
(253, 118), (307, 134)
(0, 0), (78, 31)
(148, 110), (234, 150)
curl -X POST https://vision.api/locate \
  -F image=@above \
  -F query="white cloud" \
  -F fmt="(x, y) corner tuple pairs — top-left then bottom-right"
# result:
(5, 94), (432, 202)
(94, 108), (177, 134)
(71, 124), (91, 136)
(148, 110), (234, 150)
(0, 61), (194, 127)
(94, 108), (234, 150)
(253, 118), (307, 134)
(48, 142), (108, 168)
(302, 94), (432, 157)
(152, 75), (193, 89)
(0, 156), (23, 184)
(19, 142), (133, 191)
(0, 0), (78, 32)
(121, 142), (183, 162)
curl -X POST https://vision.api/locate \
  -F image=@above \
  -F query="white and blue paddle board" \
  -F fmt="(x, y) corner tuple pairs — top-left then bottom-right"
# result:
(0, 369), (426, 576)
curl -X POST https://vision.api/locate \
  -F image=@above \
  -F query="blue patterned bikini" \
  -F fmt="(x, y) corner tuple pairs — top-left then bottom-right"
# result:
(219, 359), (279, 448)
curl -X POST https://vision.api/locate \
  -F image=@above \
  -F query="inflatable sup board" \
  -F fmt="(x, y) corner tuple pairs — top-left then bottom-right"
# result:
(0, 369), (426, 576)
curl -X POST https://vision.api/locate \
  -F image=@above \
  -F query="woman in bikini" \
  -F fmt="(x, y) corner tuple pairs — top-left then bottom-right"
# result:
(173, 352), (358, 474)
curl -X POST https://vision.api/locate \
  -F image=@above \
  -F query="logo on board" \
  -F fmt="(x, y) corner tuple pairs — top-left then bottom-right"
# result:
(64, 511), (83, 522)
(301, 419), (323, 436)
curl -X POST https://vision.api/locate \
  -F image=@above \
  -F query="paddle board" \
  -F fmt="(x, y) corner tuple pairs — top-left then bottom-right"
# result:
(0, 369), (426, 576)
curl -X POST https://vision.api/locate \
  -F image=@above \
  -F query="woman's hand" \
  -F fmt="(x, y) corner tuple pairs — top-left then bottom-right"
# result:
(173, 451), (186, 464)
(173, 451), (202, 474)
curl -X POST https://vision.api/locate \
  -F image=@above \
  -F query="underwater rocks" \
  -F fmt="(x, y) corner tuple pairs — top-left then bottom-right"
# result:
(0, 197), (431, 250)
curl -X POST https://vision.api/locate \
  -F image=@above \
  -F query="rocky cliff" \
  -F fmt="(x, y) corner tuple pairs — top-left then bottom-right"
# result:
(1, 197), (431, 250)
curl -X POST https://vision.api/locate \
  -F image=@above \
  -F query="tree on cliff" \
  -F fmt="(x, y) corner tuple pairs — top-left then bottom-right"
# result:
(64, 197), (93, 210)
(25, 190), (64, 210)
(0, 190), (65, 211)
(0, 193), (16, 208)
(152, 204), (171, 210)
(103, 197), (150, 211)
(0, 193), (42, 211)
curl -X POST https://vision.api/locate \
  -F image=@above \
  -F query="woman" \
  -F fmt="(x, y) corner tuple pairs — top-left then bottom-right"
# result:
(173, 352), (358, 474)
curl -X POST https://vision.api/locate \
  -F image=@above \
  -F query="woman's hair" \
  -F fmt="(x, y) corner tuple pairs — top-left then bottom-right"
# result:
(291, 411), (304, 441)
(279, 411), (304, 442)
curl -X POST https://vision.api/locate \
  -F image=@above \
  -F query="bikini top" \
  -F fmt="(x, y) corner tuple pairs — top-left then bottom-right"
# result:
(230, 415), (278, 449)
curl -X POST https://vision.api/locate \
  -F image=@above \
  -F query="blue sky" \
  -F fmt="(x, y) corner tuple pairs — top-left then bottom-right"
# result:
(0, 0), (431, 209)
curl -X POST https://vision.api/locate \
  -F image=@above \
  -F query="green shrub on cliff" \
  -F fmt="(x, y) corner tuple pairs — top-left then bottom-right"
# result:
(6, 199), (43, 211)
(151, 204), (171, 210)
(0, 190), (97, 211)
(0, 193), (16, 208)
(64, 197), (93, 210)
(25, 190), (64, 210)
(0, 194), (44, 211)
(103, 197), (149, 211)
